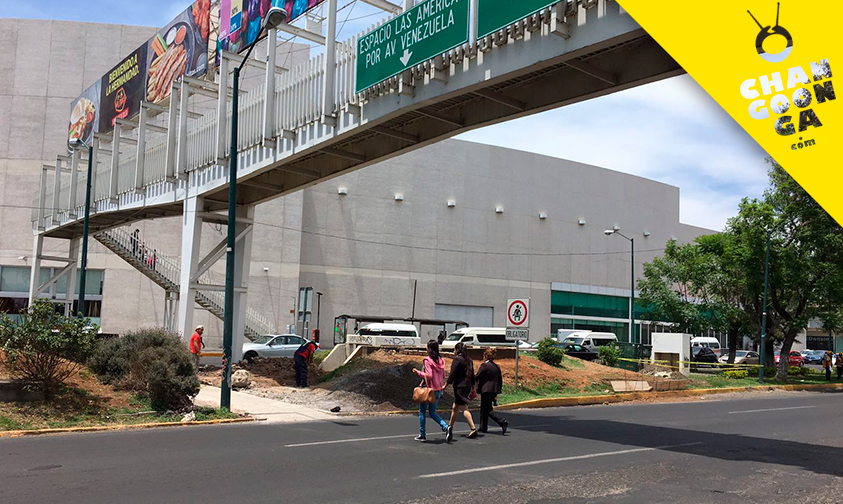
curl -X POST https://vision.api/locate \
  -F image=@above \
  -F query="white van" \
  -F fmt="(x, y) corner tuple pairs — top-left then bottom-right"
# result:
(561, 331), (619, 352)
(347, 323), (421, 348)
(691, 336), (722, 355)
(441, 327), (510, 350)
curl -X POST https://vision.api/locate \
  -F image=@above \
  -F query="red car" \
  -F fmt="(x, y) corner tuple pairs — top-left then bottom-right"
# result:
(774, 350), (804, 367)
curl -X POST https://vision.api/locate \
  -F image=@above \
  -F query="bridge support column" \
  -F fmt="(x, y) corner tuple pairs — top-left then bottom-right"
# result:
(231, 205), (255, 362)
(163, 290), (178, 333)
(64, 237), (81, 316)
(27, 235), (44, 306)
(178, 195), (204, 340)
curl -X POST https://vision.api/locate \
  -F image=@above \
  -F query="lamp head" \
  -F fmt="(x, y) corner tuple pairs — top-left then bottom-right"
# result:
(264, 2), (289, 30)
(604, 229), (615, 236)
(69, 137), (89, 150)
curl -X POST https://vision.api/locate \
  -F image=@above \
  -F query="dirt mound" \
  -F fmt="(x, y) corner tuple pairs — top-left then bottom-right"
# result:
(364, 349), (641, 390)
(321, 360), (455, 411)
(198, 357), (324, 388)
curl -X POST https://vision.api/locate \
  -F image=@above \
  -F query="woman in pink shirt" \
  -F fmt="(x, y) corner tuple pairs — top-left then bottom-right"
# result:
(413, 340), (449, 442)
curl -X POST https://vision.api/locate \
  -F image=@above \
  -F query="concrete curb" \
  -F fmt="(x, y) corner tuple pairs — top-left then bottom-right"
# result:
(497, 382), (843, 411)
(364, 382), (843, 416)
(0, 416), (255, 438)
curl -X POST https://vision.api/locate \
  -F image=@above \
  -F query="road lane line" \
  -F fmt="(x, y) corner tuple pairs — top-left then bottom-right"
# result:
(284, 423), (555, 447)
(416, 442), (703, 479)
(728, 406), (816, 415)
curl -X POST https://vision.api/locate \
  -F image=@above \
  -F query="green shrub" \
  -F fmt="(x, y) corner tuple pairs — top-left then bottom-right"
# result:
(723, 369), (749, 379)
(764, 367), (777, 378)
(598, 345), (622, 367)
(88, 328), (199, 411)
(536, 337), (564, 367)
(0, 300), (97, 396)
(787, 366), (804, 376)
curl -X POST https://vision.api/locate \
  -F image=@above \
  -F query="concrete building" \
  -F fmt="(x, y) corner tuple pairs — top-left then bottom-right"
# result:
(1, 19), (713, 349)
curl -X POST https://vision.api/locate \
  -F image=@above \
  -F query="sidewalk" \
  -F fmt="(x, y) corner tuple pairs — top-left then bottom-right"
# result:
(195, 386), (335, 424)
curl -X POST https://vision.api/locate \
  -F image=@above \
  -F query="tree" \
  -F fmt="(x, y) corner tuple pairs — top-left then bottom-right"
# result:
(0, 300), (97, 397)
(729, 161), (843, 380)
(638, 235), (754, 363)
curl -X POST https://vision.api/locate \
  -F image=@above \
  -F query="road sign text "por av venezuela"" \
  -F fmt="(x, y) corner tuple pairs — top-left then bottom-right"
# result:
(356, 0), (469, 93)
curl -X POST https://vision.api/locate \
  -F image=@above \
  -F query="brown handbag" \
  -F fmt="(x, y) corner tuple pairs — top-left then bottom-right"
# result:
(413, 380), (436, 403)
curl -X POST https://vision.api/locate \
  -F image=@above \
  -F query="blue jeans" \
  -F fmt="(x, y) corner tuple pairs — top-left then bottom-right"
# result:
(419, 390), (448, 437)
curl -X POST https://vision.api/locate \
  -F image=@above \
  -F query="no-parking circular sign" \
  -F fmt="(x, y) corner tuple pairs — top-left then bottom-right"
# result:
(507, 298), (530, 328)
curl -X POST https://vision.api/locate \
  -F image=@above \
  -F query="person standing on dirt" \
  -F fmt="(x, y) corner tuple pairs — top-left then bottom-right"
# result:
(412, 340), (449, 442)
(822, 351), (834, 381)
(190, 325), (205, 369)
(437, 330), (446, 346)
(294, 339), (319, 387)
(445, 342), (478, 442)
(476, 348), (509, 435)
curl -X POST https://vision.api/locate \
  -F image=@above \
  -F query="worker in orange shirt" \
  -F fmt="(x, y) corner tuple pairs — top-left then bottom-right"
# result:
(190, 325), (205, 369)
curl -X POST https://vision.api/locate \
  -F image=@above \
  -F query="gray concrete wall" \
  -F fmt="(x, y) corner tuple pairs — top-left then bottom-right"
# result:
(0, 18), (308, 347)
(297, 140), (713, 342)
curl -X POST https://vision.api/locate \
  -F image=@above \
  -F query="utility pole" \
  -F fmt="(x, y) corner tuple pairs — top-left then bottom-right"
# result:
(759, 230), (771, 383)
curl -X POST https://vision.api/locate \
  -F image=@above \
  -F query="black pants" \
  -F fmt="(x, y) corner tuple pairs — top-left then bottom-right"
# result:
(826, 368), (832, 381)
(294, 354), (308, 387)
(837, 367), (842, 379)
(480, 393), (505, 431)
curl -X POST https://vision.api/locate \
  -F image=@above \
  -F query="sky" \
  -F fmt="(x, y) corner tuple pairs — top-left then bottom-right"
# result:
(8, 0), (771, 231)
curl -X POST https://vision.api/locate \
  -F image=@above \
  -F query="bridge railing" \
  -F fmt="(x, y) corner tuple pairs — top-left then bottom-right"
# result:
(32, 0), (604, 231)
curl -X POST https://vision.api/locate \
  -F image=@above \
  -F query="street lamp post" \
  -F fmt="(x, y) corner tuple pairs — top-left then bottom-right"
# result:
(316, 291), (323, 332)
(69, 138), (94, 318)
(605, 229), (635, 344)
(221, 3), (289, 410)
(759, 230), (771, 383)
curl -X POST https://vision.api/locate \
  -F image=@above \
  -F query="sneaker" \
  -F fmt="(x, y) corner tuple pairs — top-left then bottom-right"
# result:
(446, 426), (453, 443)
(466, 429), (478, 439)
(501, 420), (509, 436)
(414, 435), (427, 442)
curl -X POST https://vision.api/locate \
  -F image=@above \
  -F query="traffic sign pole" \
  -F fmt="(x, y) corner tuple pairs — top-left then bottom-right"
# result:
(507, 298), (530, 391)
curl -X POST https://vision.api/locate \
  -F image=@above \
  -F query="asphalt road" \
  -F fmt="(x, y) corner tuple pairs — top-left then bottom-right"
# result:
(3, 391), (843, 504)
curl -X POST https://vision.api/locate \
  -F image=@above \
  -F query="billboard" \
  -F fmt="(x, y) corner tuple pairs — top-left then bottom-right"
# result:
(68, 0), (211, 136)
(98, 44), (148, 133)
(216, 0), (326, 62)
(146, 0), (211, 103)
(67, 80), (101, 149)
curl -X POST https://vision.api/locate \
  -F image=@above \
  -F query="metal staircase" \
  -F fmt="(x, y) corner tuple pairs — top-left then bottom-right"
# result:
(94, 226), (273, 340)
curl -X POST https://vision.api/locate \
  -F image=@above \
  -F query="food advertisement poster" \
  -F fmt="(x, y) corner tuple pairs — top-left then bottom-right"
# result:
(284, 0), (326, 22)
(98, 44), (148, 133)
(67, 80), (101, 149)
(216, 0), (326, 63)
(146, 0), (211, 104)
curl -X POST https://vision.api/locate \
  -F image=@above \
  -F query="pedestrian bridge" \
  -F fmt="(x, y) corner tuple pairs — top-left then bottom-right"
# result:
(28, 0), (681, 357)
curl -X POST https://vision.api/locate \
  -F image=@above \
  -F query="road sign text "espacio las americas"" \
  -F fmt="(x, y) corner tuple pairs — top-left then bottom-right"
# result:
(356, 0), (469, 92)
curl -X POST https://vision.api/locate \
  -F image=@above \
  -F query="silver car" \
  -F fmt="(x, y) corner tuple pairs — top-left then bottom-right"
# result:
(242, 334), (308, 361)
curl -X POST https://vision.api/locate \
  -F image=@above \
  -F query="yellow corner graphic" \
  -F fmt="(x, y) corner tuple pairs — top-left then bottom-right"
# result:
(617, 0), (842, 222)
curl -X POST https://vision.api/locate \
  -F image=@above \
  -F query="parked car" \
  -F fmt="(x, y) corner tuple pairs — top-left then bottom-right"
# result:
(691, 336), (722, 356)
(561, 332), (618, 353)
(557, 343), (598, 361)
(691, 347), (719, 367)
(802, 350), (825, 364)
(242, 334), (309, 361)
(774, 350), (804, 367)
(441, 327), (508, 350)
(718, 350), (760, 366)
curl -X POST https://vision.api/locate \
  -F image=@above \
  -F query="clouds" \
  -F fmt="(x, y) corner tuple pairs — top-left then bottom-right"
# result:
(457, 75), (770, 231)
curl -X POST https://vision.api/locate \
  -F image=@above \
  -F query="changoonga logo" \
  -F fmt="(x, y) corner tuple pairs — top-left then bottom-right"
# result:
(748, 2), (793, 63)
(740, 3), (836, 150)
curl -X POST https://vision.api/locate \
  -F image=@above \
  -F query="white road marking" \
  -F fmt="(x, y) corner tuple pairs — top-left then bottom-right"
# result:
(284, 423), (555, 448)
(728, 405), (816, 415)
(416, 442), (703, 479)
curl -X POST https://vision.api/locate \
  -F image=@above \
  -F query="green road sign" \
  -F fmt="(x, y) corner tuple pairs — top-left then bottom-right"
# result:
(477, 0), (559, 39)
(356, 0), (470, 93)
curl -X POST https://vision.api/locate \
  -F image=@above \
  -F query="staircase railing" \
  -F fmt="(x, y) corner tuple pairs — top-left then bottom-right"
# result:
(96, 226), (275, 338)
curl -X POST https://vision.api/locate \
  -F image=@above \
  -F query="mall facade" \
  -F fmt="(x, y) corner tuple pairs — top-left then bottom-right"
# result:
(1, 18), (714, 348)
